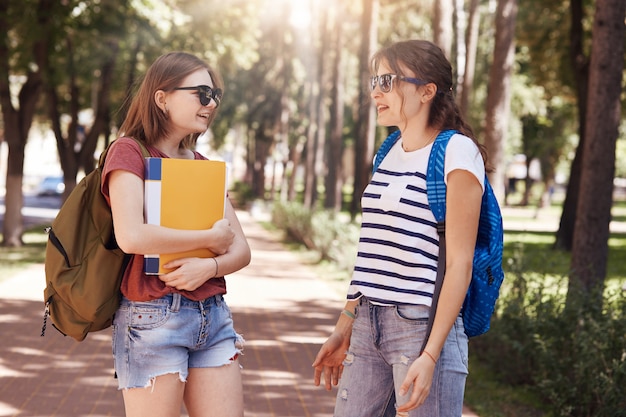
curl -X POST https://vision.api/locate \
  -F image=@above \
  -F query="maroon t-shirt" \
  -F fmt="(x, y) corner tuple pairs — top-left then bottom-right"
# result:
(101, 137), (226, 302)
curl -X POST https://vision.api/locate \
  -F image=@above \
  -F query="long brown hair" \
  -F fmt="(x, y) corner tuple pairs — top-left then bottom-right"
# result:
(118, 52), (223, 148)
(371, 40), (490, 170)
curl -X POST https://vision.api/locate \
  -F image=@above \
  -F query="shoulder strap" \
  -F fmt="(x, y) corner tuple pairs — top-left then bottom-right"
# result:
(97, 137), (150, 169)
(132, 138), (150, 159)
(425, 129), (457, 222)
(372, 130), (401, 173)
(419, 129), (457, 355)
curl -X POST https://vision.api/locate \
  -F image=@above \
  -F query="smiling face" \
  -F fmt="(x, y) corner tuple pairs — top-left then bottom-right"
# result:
(157, 69), (218, 138)
(370, 59), (433, 132)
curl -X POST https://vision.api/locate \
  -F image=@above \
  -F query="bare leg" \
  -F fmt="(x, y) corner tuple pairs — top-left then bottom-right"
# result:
(184, 359), (244, 417)
(122, 373), (185, 417)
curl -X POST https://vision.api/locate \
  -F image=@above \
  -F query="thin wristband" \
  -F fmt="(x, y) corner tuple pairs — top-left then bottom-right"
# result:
(421, 350), (437, 364)
(341, 309), (356, 319)
(212, 257), (219, 278)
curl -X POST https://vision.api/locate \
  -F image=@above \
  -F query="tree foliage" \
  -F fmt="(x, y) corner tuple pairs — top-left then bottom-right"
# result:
(1, 0), (625, 300)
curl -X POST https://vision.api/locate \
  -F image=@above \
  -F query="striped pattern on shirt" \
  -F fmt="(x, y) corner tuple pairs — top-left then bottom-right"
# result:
(347, 133), (485, 306)
(347, 140), (439, 306)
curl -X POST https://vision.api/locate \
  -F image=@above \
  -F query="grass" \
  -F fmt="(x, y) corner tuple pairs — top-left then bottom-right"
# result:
(462, 201), (626, 416)
(3, 202), (626, 417)
(0, 225), (48, 283)
(464, 351), (548, 417)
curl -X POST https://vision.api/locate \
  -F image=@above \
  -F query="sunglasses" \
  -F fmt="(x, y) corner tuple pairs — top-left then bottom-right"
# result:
(370, 74), (429, 93)
(174, 85), (223, 107)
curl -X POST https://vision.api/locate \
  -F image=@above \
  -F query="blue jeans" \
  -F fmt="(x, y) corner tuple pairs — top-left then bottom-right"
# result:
(334, 297), (468, 417)
(112, 293), (243, 390)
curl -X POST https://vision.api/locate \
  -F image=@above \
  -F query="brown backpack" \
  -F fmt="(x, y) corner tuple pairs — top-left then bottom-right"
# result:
(42, 138), (148, 341)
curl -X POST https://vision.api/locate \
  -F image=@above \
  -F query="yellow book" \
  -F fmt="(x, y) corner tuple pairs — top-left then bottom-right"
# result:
(143, 158), (227, 275)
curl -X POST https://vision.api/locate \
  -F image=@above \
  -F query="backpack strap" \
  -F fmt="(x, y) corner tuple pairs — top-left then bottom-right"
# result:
(372, 128), (460, 354)
(132, 138), (150, 159)
(419, 129), (457, 355)
(96, 137), (150, 269)
(425, 129), (457, 221)
(372, 129), (401, 173)
(98, 137), (150, 169)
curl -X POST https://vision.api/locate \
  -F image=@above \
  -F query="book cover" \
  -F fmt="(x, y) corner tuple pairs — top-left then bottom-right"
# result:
(143, 157), (227, 275)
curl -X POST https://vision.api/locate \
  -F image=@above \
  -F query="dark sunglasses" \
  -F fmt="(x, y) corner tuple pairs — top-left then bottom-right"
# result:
(370, 74), (428, 93)
(174, 85), (223, 107)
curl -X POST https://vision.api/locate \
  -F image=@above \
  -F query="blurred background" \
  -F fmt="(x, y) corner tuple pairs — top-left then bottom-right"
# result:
(1, 1), (625, 415)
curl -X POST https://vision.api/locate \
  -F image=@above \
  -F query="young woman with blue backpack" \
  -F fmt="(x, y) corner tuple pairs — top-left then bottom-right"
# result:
(313, 40), (499, 416)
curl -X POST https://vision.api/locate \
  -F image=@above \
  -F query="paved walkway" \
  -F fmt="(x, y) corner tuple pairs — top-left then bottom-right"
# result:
(0, 209), (478, 416)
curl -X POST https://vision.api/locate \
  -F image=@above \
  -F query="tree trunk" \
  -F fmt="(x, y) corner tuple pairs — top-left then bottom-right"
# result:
(460, 0), (480, 119)
(44, 36), (79, 201)
(287, 138), (304, 202)
(2, 145), (26, 247)
(324, 6), (345, 212)
(433, 0), (454, 58)
(117, 40), (142, 128)
(453, 0), (466, 100)
(350, 0), (378, 218)
(79, 41), (119, 175)
(313, 43), (326, 210)
(554, 0), (590, 251)
(568, 0), (625, 300)
(303, 5), (329, 210)
(0, 0), (44, 246)
(303, 77), (319, 209)
(252, 129), (271, 199)
(483, 0), (518, 200)
(0, 1), (20, 247)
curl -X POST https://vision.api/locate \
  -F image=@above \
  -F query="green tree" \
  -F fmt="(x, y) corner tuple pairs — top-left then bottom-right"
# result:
(484, 0), (518, 198)
(569, 0), (625, 302)
(324, 3), (347, 212)
(0, 0), (47, 247)
(459, 0), (481, 120)
(350, 0), (378, 217)
(555, 0), (593, 251)
(0, 0), (181, 247)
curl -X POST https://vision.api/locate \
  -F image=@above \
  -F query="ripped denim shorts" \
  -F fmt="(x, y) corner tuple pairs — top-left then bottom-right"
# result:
(112, 293), (243, 390)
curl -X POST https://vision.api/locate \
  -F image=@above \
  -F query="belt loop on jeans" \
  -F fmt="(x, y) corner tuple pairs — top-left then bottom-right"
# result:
(171, 293), (182, 312)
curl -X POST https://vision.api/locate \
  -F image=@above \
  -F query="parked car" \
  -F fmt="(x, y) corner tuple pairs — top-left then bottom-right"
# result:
(37, 176), (65, 196)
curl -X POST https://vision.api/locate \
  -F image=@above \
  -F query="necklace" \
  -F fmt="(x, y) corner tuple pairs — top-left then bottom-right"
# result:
(401, 129), (439, 152)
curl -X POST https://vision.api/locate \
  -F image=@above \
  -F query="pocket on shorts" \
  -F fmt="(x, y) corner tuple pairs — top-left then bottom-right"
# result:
(129, 304), (169, 330)
(219, 299), (233, 320)
(395, 304), (430, 322)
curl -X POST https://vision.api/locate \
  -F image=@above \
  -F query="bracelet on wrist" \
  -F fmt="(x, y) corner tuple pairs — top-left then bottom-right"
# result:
(341, 309), (356, 320)
(421, 349), (437, 364)
(212, 257), (219, 278)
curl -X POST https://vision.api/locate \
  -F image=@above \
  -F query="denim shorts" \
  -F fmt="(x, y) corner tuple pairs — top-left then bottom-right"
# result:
(334, 297), (469, 417)
(112, 293), (244, 390)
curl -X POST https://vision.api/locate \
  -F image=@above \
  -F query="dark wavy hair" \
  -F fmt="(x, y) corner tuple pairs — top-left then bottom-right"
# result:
(119, 52), (223, 149)
(371, 40), (490, 170)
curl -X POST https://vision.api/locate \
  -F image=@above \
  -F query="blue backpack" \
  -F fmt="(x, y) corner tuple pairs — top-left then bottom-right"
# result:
(373, 129), (504, 338)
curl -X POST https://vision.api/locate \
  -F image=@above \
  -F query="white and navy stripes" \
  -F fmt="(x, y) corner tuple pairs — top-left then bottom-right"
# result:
(347, 133), (485, 307)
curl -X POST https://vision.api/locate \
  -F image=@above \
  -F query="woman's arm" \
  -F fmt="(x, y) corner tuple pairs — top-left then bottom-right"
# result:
(159, 198), (251, 291)
(109, 169), (235, 256)
(397, 168), (482, 412)
(421, 168), (481, 360)
(312, 299), (359, 390)
(201, 198), (251, 276)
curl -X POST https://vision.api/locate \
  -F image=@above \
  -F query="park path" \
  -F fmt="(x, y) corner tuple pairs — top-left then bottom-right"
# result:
(0, 209), (487, 416)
